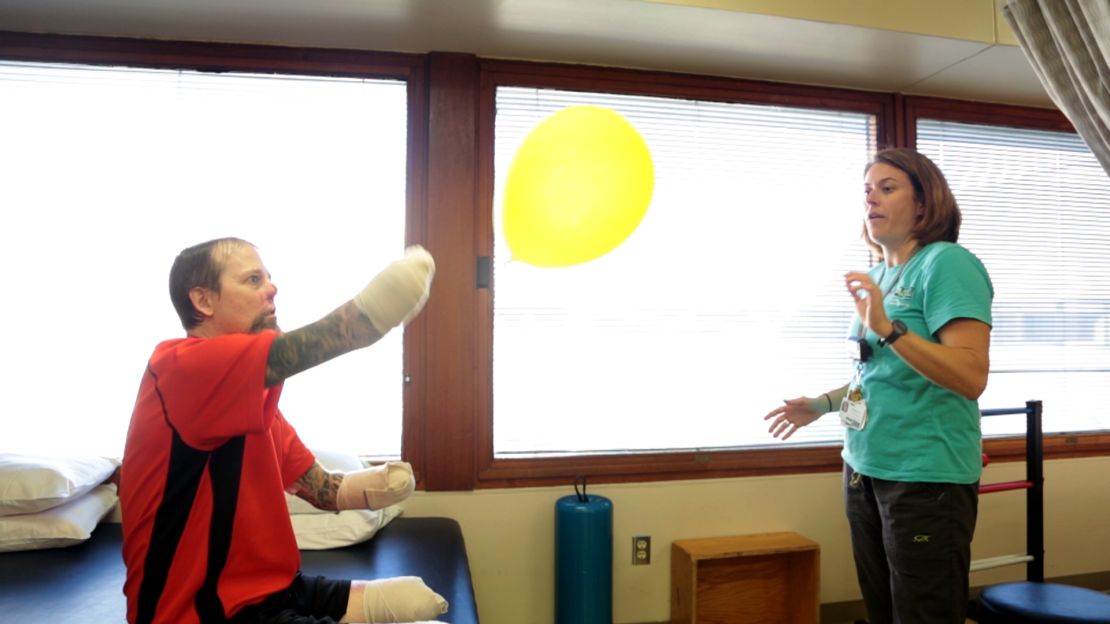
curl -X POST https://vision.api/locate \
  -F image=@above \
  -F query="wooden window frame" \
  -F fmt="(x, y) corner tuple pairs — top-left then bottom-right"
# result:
(469, 60), (896, 488)
(0, 29), (435, 477)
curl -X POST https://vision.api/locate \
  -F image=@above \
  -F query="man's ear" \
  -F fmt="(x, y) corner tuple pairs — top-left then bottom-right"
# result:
(189, 287), (216, 319)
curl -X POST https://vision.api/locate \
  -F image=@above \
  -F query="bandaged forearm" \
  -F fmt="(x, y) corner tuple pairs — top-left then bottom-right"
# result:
(337, 461), (415, 510)
(353, 246), (436, 335)
(362, 576), (448, 623)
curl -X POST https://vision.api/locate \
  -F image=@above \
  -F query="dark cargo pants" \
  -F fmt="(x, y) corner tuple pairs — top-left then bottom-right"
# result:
(844, 463), (979, 624)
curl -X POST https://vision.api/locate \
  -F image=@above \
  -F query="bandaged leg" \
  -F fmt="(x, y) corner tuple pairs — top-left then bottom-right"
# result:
(361, 576), (449, 623)
(337, 461), (415, 511)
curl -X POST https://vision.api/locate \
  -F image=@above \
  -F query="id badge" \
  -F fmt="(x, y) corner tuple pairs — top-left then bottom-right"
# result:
(840, 396), (868, 430)
(839, 368), (868, 430)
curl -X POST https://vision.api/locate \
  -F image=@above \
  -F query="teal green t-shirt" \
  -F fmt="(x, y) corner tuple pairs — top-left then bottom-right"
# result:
(841, 241), (993, 484)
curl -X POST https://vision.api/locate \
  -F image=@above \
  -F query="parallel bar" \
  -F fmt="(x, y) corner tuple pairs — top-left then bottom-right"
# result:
(979, 400), (1043, 582)
(979, 480), (1032, 494)
(980, 407), (1030, 417)
(1026, 400), (1044, 582)
(970, 553), (1034, 572)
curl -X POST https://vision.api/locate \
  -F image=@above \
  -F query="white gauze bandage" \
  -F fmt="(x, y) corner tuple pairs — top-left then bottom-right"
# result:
(353, 246), (436, 335)
(337, 461), (415, 511)
(361, 576), (449, 623)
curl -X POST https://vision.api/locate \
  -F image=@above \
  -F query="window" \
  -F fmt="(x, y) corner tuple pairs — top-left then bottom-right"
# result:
(491, 86), (878, 457)
(916, 118), (1110, 437)
(474, 73), (1107, 486)
(12, 36), (1104, 490)
(0, 60), (409, 457)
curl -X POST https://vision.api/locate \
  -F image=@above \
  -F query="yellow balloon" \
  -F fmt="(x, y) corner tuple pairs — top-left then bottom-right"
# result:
(503, 105), (654, 267)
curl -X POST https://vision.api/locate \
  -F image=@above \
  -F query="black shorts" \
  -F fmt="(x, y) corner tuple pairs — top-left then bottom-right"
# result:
(229, 573), (353, 624)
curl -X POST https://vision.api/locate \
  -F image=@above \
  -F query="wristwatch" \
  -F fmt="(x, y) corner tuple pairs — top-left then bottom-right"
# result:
(878, 320), (907, 347)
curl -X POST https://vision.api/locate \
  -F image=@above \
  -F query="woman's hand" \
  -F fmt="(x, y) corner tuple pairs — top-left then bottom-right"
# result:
(764, 396), (826, 440)
(844, 271), (892, 337)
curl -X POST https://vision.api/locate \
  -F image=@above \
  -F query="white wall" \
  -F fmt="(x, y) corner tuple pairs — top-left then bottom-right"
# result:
(403, 455), (1110, 624)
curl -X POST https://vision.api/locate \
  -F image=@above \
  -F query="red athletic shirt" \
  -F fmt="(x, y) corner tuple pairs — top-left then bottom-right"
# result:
(119, 331), (315, 624)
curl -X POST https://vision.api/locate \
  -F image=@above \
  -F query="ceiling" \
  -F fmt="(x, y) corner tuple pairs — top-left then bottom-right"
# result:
(0, 0), (1054, 109)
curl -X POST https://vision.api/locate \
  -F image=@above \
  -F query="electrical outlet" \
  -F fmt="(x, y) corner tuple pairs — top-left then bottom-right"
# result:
(633, 535), (651, 565)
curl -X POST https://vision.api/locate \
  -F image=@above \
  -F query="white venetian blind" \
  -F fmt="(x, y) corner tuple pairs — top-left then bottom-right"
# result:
(918, 118), (1110, 436)
(0, 61), (409, 457)
(492, 87), (876, 456)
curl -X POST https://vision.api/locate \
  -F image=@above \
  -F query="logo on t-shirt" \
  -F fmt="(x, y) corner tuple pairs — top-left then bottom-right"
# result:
(889, 286), (915, 308)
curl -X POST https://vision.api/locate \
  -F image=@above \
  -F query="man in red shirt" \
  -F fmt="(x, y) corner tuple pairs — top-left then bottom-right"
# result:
(120, 238), (445, 623)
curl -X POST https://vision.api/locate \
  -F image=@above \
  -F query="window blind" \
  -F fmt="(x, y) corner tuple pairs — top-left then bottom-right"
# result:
(492, 87), (876, 456)
(0, 61), (409, 456)
(918, 119), (1110, 436)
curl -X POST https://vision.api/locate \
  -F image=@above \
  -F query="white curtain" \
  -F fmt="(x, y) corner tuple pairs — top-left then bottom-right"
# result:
(1003, 0), (1110, 174)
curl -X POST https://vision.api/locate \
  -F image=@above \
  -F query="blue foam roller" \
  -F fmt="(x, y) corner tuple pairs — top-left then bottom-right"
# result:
(555, 487), (613, 624)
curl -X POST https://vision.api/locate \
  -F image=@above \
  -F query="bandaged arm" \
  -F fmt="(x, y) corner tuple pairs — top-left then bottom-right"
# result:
(353, 246), (436, 335)
(337, 461), (416, 511)
(265, 245), (436, 387)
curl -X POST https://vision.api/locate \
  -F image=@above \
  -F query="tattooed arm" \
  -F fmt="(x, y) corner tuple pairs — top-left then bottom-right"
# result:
(265, 301), (381, 387)
(290, 461), (345, 511)
(264, 246), (434, 387)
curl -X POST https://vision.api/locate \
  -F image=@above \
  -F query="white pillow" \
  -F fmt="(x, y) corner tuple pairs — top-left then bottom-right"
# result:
(292, 504), (401, 550)
(286, 449), (366, 515)
(0, 483), (118, 552)
(0, 453), (119, 516)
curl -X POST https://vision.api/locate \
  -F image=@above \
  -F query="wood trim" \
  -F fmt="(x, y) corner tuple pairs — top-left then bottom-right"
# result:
(401, 52), (430, 479)
(479, 446), (847, 487)
(467, 434), (1110, 489)
(421, 52), (481, 491)
(0, 30), (422, 78)
(892, 93), (909, 148)
(985, 433), (1110, 463)
(474, 60), (498, 483)
(481, 58), (894, 115)
(902, 94), (1075, 140)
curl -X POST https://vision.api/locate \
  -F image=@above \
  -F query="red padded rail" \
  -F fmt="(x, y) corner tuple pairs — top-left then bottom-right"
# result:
(980, 480), (1033, 494)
